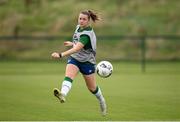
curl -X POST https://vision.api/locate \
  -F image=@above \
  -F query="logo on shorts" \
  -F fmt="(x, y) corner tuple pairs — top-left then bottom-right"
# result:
(68, 59), (71, 63)
(89, 70), (92, 73)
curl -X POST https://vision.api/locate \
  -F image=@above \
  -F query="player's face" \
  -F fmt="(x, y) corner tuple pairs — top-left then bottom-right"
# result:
(78, 13), (89, 28)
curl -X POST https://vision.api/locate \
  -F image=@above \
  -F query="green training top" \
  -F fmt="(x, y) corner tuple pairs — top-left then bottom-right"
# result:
(78, 26), (92, 50)
(70, 25), (97, 64)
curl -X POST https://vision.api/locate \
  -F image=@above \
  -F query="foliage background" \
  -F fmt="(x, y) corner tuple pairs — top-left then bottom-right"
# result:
(0, 0), (179, 61)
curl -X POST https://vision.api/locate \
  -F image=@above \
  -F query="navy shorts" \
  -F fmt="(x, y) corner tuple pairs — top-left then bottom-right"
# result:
(67, 57), (95, 75)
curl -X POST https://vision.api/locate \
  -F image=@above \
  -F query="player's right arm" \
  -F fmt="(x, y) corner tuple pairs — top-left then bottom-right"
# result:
(64, 41), (73, 47)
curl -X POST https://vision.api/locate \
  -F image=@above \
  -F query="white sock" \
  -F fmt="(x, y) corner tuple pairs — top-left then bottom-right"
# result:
(60, 78), (72, 96)
(93, 87), (105, 103)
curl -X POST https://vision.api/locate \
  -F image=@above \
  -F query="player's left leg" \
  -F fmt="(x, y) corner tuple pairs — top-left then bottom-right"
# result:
(83, 74), (107, 116)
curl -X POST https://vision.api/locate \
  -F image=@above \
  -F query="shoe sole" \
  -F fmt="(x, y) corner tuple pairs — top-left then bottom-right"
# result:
(53, 88), (65, 103)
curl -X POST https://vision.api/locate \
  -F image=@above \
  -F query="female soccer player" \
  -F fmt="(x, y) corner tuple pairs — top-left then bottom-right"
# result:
(51, 10), (107, 116)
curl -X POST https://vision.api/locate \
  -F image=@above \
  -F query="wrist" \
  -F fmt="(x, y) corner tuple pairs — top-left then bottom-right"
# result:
(58, 53), (62, 58)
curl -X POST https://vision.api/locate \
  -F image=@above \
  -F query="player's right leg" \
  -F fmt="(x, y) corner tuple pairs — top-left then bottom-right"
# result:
(53, 88), (66, 103)
(54, 58), (79, 103)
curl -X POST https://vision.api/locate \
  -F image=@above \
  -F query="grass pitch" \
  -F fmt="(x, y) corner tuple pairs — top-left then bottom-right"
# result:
(0, 61), (180, 121)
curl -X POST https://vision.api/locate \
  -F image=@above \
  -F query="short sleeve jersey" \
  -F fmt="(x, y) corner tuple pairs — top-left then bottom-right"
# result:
(70, 25), (97, 64)
(78, 27), (92, 50)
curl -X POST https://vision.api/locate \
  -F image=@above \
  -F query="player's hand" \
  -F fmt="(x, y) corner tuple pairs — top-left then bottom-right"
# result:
(51, 52), (61, 59)
(64, 41), (73, 47)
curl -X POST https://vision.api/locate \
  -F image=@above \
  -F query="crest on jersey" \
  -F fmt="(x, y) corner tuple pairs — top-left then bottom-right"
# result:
(73, 33), (79, 43)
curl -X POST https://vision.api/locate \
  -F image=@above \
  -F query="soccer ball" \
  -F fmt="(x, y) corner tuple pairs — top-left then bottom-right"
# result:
(96, 61), (113, 78)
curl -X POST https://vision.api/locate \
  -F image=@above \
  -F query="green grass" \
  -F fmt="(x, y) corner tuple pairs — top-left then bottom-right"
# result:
(0, 61), (180, 120)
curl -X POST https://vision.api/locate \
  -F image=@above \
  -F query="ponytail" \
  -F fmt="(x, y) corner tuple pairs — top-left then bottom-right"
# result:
(81, 10), (99, 22)
(88, 10), (99, 22)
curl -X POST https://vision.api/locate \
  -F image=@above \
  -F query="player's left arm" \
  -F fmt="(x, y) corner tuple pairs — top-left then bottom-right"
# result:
(51, 42), (84, 58)
(61, 42), (84, 57)
(51, 35), (89, 59)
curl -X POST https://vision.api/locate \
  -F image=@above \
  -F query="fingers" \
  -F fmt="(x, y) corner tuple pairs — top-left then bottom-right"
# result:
(64, 41), (73, 46)
(51, 52), (60, 59)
